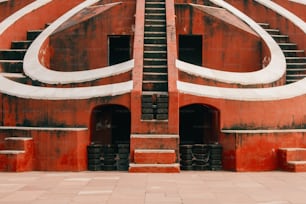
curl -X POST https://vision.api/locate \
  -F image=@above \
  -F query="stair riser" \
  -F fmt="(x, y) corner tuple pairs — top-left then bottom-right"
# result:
(144, 38), (166, 44)
(27, 31), (42, 41)
(134, 152), (176, 164)
(284, 52), (304, 57)
(286, 58), (306, 63)
(5, 139), (33, 151)
(142, 82), (168, 91)
(0, 61), (23, 73)
(143, 68), (167, 73)
(0, 50), (26, 60)
(266, 30), (280, 35)
(272, 37), (289, 43)
(279, 44), (297, 50)
(145, 3), (165, 9)
(145, 8), (165, 14)
(143, 74), (167, 81)
(144, 45), (167, 52)
(144, 52), (167, 58)
(11, 41), (32, 49)
(145, 19), (166, 25)
(145, 26), (166, 32)
(129, 165), (180, 173)
(145, 14), (166, 20)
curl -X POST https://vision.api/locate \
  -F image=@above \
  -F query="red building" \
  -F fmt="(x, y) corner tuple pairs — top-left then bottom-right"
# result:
(0, 0), (305, 172)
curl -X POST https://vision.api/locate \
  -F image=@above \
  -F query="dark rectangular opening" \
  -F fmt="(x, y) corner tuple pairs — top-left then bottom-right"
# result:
(108, 35), (131, 66)
(179, 35), (202, 66)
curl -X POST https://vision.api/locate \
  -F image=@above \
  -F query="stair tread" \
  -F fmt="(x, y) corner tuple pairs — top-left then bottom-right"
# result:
(1, 73), (25, 78)
(288, 161), (306, 164)
(279, 147), (306, 151)
(0, 150), (25, 154)
(135, 149), (175, 153)
(5, 137), (33, 141)
(129, 163), (179, 167)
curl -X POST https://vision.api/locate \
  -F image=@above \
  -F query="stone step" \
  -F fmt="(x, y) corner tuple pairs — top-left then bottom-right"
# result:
(278, 148), (306, 172)
(144, 59), (167, 66)
(144, 44), (167, 51)
(287, 62), (306, 68)
(144, 50), (167, 58)
(134, 149), (176, 164)
(0, 60), (23, 73)
(258, 22), (270, 29)
(129, 163), (180, 173)
(278, 43), (297, 50)
(264, 28), (280, 35)
(4, 137), (33, 151)
(26, 30), (43, 41)
(145, 24), (166, 32)
(0, 49), (26, 60)
(11, 40), (32, 49)
(142, 80), (168, 91)
(286, 57), (306, 63)
(282, 50), (304, 57)
(145, 7), (165, 14)
(143, 72), (168, 81)
(145, 18), (166, 25)
(271, 34), (289, 43)
(144, 31), (166, 37)
(144, 36), (166, 44)
(145, 2), (165, 8)
(286, 74), (306, 79)
(145, 13), (166, 20)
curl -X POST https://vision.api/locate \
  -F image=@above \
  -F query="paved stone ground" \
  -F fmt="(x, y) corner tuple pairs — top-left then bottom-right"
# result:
(0, 171), (306, 204)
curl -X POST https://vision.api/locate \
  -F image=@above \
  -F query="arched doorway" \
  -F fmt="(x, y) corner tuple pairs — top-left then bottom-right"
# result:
(90, 105), (131, 145)
(180, 104), (219, 144)
(179, 104), (222, 171)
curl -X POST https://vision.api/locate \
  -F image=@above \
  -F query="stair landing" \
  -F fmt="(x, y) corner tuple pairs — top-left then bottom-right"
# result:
(278, 148), (306, 172)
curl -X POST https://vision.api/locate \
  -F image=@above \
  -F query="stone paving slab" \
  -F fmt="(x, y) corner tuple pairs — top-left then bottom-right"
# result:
(0, 171), (306, 204)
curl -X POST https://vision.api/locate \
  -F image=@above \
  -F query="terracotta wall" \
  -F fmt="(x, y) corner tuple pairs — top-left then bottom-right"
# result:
(0, 0), (35, 21)
(225, 0), (305, 52)
(49, 1), (136, 71)
(175, 4), (262, 72)
(0, 0), (84, 48)
(272, 0), (306, 21)
(1, 93), (131, 128)
(220, 131), (306, 171)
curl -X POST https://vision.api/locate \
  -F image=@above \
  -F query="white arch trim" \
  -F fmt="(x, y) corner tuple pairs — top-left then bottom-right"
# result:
(0, 77), (133, 100)
(177, 78), (306, 101)
(180, 0), (285, 86)
(256, 0), (306, 34)
(0, 0), (52, 35)
(23, 0), (130, 84)
(289, 0), (306, 6)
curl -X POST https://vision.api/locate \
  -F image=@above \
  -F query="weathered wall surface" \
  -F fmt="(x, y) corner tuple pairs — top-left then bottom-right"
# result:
(49, 1), (136, 71)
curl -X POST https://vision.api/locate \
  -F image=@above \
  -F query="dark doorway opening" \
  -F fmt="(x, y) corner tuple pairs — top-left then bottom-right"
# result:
(91, 105), (130, 145)
(108, 35), (131, 66)
(179, 104), (219, 145)
(179, 35), (202, 66)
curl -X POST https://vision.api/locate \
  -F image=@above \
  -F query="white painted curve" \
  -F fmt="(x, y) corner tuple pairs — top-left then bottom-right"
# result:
(178, 0), (286, 86)
(0, 0), (133, 100)
(23, 1), (131, 84)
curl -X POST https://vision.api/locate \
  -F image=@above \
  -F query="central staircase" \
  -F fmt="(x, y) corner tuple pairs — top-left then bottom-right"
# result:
(142, 0), (169, 121)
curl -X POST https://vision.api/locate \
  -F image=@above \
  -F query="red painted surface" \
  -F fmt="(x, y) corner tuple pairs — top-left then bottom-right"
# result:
(0, 0), (35, 21)
(272, 0), (306, 21)
(129, 165), (180, 173)
(134, 151), (176, 164)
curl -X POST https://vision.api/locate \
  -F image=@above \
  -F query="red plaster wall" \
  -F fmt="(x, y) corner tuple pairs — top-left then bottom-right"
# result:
(220, 131), (306, 171)
(32, 129), (89, 171)
(0, 0), (35, 21)
(175, 4), (262, 72)
(226, 0), (305, 53)
(49, 1), (136, 71)
(0, 0), (84, 49)
(272, 0), (306, 21)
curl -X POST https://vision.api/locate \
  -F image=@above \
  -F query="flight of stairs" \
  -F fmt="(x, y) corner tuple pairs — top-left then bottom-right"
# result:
(0, 136), (34, 172)
(278, 148), (306, 172)
(142, 0), (169, 121)
(129, 134), (180, 173)
(0, 29), (43, 84)
(258, 23), (306, 84)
